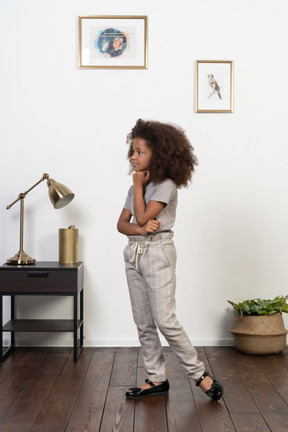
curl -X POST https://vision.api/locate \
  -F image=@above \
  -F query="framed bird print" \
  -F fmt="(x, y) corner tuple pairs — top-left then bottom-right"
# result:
(196, 60), (234, 113)
(78, 15), (148, 69)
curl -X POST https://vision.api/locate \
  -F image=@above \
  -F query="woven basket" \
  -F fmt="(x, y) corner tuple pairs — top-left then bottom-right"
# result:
(228, 299), (288, 354)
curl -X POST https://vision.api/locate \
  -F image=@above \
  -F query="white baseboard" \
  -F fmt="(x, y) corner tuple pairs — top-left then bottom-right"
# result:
(83, 338), (235, 347)
(5, 335), (235, 348)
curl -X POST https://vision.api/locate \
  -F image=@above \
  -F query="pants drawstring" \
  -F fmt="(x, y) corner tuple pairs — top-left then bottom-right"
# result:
(129, 242), (143, 269)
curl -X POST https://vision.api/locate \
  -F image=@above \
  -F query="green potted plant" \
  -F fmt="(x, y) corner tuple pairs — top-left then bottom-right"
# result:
(228, 295), (288, 354)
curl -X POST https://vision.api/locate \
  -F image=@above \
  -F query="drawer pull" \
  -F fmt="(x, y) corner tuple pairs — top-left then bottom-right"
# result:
(27, 272), (49, 278)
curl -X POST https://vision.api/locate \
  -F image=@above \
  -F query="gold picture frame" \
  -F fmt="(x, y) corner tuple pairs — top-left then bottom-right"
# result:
(78, 15), (148, 69)
(196, 60), (234, 113)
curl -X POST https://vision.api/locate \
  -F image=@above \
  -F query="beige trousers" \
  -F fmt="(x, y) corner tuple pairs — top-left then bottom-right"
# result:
(124, 232), (205, 382)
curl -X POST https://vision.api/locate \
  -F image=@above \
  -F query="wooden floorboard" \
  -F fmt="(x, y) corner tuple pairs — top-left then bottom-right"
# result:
(0, 346), (287, 432)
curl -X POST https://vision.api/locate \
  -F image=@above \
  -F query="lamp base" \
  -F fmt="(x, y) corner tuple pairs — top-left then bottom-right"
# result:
(7, 250), (36, 265)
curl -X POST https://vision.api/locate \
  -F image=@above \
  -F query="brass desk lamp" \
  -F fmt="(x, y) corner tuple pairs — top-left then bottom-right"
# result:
(6, 173), (75, 265)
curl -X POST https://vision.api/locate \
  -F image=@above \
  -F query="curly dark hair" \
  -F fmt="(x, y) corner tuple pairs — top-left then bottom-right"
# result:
(127, 119), (198, 188)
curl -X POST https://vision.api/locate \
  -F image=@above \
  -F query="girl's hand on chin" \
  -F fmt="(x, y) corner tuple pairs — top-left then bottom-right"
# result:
(133, 170), (150, 186)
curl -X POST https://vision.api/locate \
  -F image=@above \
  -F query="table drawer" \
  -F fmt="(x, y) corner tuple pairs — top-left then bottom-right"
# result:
(0, 270), (79, 293)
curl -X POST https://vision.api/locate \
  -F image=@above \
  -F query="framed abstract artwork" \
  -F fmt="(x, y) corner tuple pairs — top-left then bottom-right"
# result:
(78, 15), (148, 69)
(196, 60), (234, 113)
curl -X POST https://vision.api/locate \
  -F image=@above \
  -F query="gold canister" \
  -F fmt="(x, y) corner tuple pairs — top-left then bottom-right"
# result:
(59, 225), (79, 263)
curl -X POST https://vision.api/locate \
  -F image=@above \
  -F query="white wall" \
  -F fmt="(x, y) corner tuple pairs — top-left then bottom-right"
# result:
(1, 0), (288, 348)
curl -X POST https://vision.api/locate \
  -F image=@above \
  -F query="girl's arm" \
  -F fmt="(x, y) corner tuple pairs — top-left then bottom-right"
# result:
(117, 208), (161, 236)
(133, 171), (165, 226)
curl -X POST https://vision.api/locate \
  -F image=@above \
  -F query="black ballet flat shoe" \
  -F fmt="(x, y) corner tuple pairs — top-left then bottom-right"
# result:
(196, 370), (224, 401)
(125, 379), (170, 400)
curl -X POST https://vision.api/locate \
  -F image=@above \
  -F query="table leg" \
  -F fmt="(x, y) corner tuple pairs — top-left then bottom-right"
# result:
(11, 296), (15, 347)
(80, 289), (83, 350)
(73, 294), (77, 362)
(0, 295), (2, 361)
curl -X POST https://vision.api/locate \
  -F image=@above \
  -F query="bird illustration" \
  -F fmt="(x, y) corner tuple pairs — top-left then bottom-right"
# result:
(208, 74), (222, 99)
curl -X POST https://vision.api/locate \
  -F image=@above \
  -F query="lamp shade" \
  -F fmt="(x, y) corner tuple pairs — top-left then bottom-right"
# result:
(47, 178), (75, 209)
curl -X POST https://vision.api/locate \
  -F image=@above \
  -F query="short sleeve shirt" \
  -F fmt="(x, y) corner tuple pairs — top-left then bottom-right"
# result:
(123, 179), (178, 230)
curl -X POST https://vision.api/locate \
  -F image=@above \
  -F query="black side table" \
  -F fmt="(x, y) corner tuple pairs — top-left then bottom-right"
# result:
(0, 261), (84, 362)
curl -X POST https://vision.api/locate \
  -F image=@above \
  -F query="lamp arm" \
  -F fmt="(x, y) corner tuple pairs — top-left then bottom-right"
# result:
(6, 173), (50, 210)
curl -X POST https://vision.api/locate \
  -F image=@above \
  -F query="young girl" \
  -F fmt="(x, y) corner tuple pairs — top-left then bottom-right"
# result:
(117, 119), (223, 401)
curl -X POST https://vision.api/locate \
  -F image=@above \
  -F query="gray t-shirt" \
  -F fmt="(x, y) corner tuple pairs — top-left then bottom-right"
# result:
(123, 179), (177, 230)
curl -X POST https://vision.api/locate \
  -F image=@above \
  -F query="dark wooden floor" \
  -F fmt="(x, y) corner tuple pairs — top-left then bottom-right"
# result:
(0, 346), (287, 432)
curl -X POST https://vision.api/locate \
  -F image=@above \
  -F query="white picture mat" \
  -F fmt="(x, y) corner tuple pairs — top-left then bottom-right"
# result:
(197, 62), (232, 111)
(80, 17), (146, 68)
